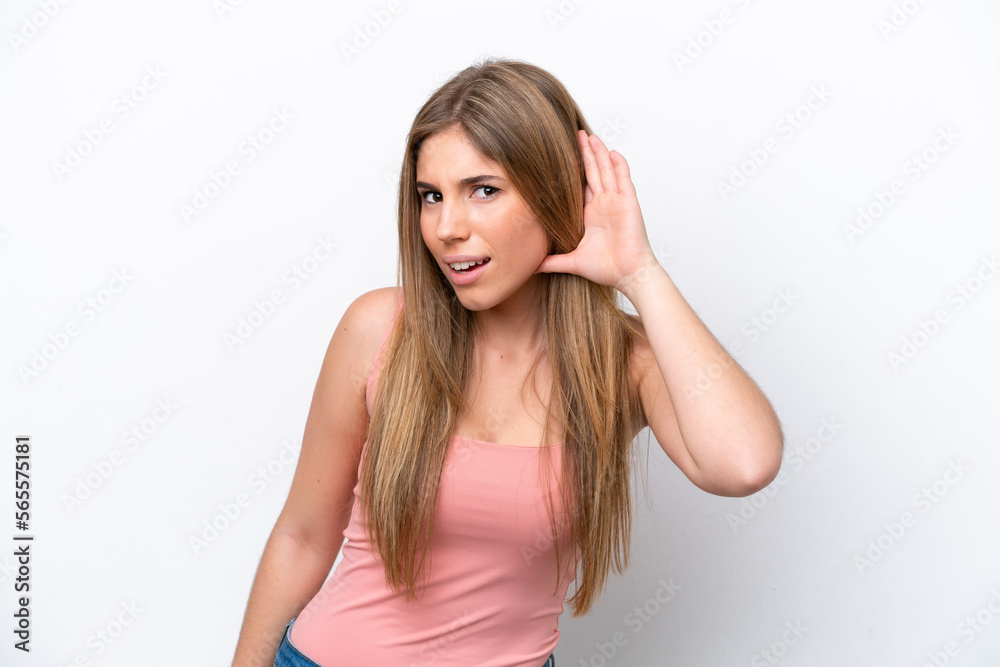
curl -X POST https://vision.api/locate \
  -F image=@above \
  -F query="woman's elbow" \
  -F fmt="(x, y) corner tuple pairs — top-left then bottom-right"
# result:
(699, 439), (784, 497)
(732, 438), (785, 497)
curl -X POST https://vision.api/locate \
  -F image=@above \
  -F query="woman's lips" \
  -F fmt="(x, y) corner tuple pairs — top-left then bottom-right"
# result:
(448, 258), (490, 285)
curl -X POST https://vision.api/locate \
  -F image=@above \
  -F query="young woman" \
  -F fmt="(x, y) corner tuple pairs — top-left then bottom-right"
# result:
(232, 57), (784, 667)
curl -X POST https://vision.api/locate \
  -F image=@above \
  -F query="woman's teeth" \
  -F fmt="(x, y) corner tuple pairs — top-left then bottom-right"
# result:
(450, 259), (489, 271)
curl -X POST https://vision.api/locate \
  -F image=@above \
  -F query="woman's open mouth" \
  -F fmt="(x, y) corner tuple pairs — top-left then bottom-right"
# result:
(448, 258), (490, 285)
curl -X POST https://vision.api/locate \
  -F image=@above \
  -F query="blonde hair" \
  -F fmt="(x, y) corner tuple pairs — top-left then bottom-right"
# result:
(359, 56), (649, 617)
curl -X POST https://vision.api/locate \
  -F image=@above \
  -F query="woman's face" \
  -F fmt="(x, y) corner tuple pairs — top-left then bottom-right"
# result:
(415, 124), (550, 312)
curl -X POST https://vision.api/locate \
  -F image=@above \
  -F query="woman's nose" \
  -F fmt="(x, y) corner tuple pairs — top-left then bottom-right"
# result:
(435, 200), (469, 241)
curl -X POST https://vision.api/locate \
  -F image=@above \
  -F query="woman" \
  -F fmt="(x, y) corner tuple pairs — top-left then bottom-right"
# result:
(232, 57), (784, 667)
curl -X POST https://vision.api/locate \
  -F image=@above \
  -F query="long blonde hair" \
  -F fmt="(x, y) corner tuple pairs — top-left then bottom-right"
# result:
(359, 56), (649, 617)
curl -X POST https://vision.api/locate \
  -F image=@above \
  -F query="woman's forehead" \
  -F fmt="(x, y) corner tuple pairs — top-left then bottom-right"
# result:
(416, 128), (505, 180)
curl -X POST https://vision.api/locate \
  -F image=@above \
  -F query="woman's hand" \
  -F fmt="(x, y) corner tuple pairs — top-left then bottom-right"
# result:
(534, 130), (659, 292)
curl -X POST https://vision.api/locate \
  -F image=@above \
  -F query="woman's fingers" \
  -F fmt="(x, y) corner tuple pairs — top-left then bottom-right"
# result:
(578, 129), (603, 196)
(587, 133), (619, 194)
(608, 150), (636, 198)
(579, 130), (626, 196)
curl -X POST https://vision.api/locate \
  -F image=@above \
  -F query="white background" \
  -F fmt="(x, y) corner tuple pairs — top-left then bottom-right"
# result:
(2, 0), (999, 665)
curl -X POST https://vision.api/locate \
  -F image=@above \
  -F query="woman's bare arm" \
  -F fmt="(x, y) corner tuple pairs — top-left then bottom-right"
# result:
(230, 530), (340, 667)
(231, 287), (398, 666)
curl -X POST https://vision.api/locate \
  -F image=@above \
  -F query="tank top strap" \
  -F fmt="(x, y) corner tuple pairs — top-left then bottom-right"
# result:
(365, 293), (403, 415)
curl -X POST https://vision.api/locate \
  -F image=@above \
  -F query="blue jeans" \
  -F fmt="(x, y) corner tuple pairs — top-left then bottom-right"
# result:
(273, 618), (320, 666)
(273, 618), (556, 666)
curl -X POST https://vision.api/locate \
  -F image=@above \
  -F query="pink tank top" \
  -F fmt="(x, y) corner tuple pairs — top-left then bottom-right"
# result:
(289, 296), (577, 667)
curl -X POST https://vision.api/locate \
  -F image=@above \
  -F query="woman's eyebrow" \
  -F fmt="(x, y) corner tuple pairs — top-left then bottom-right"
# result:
(415, 174), (507, 189)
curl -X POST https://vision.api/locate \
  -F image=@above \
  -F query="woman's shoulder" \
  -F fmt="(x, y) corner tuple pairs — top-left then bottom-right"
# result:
(348, 285), (400, 344)
(354, 285), (401, 321)
(348, 286), (401, 374)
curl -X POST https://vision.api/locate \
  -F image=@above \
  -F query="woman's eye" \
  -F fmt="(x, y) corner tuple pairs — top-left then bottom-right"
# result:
(418, 186), (497, 203)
